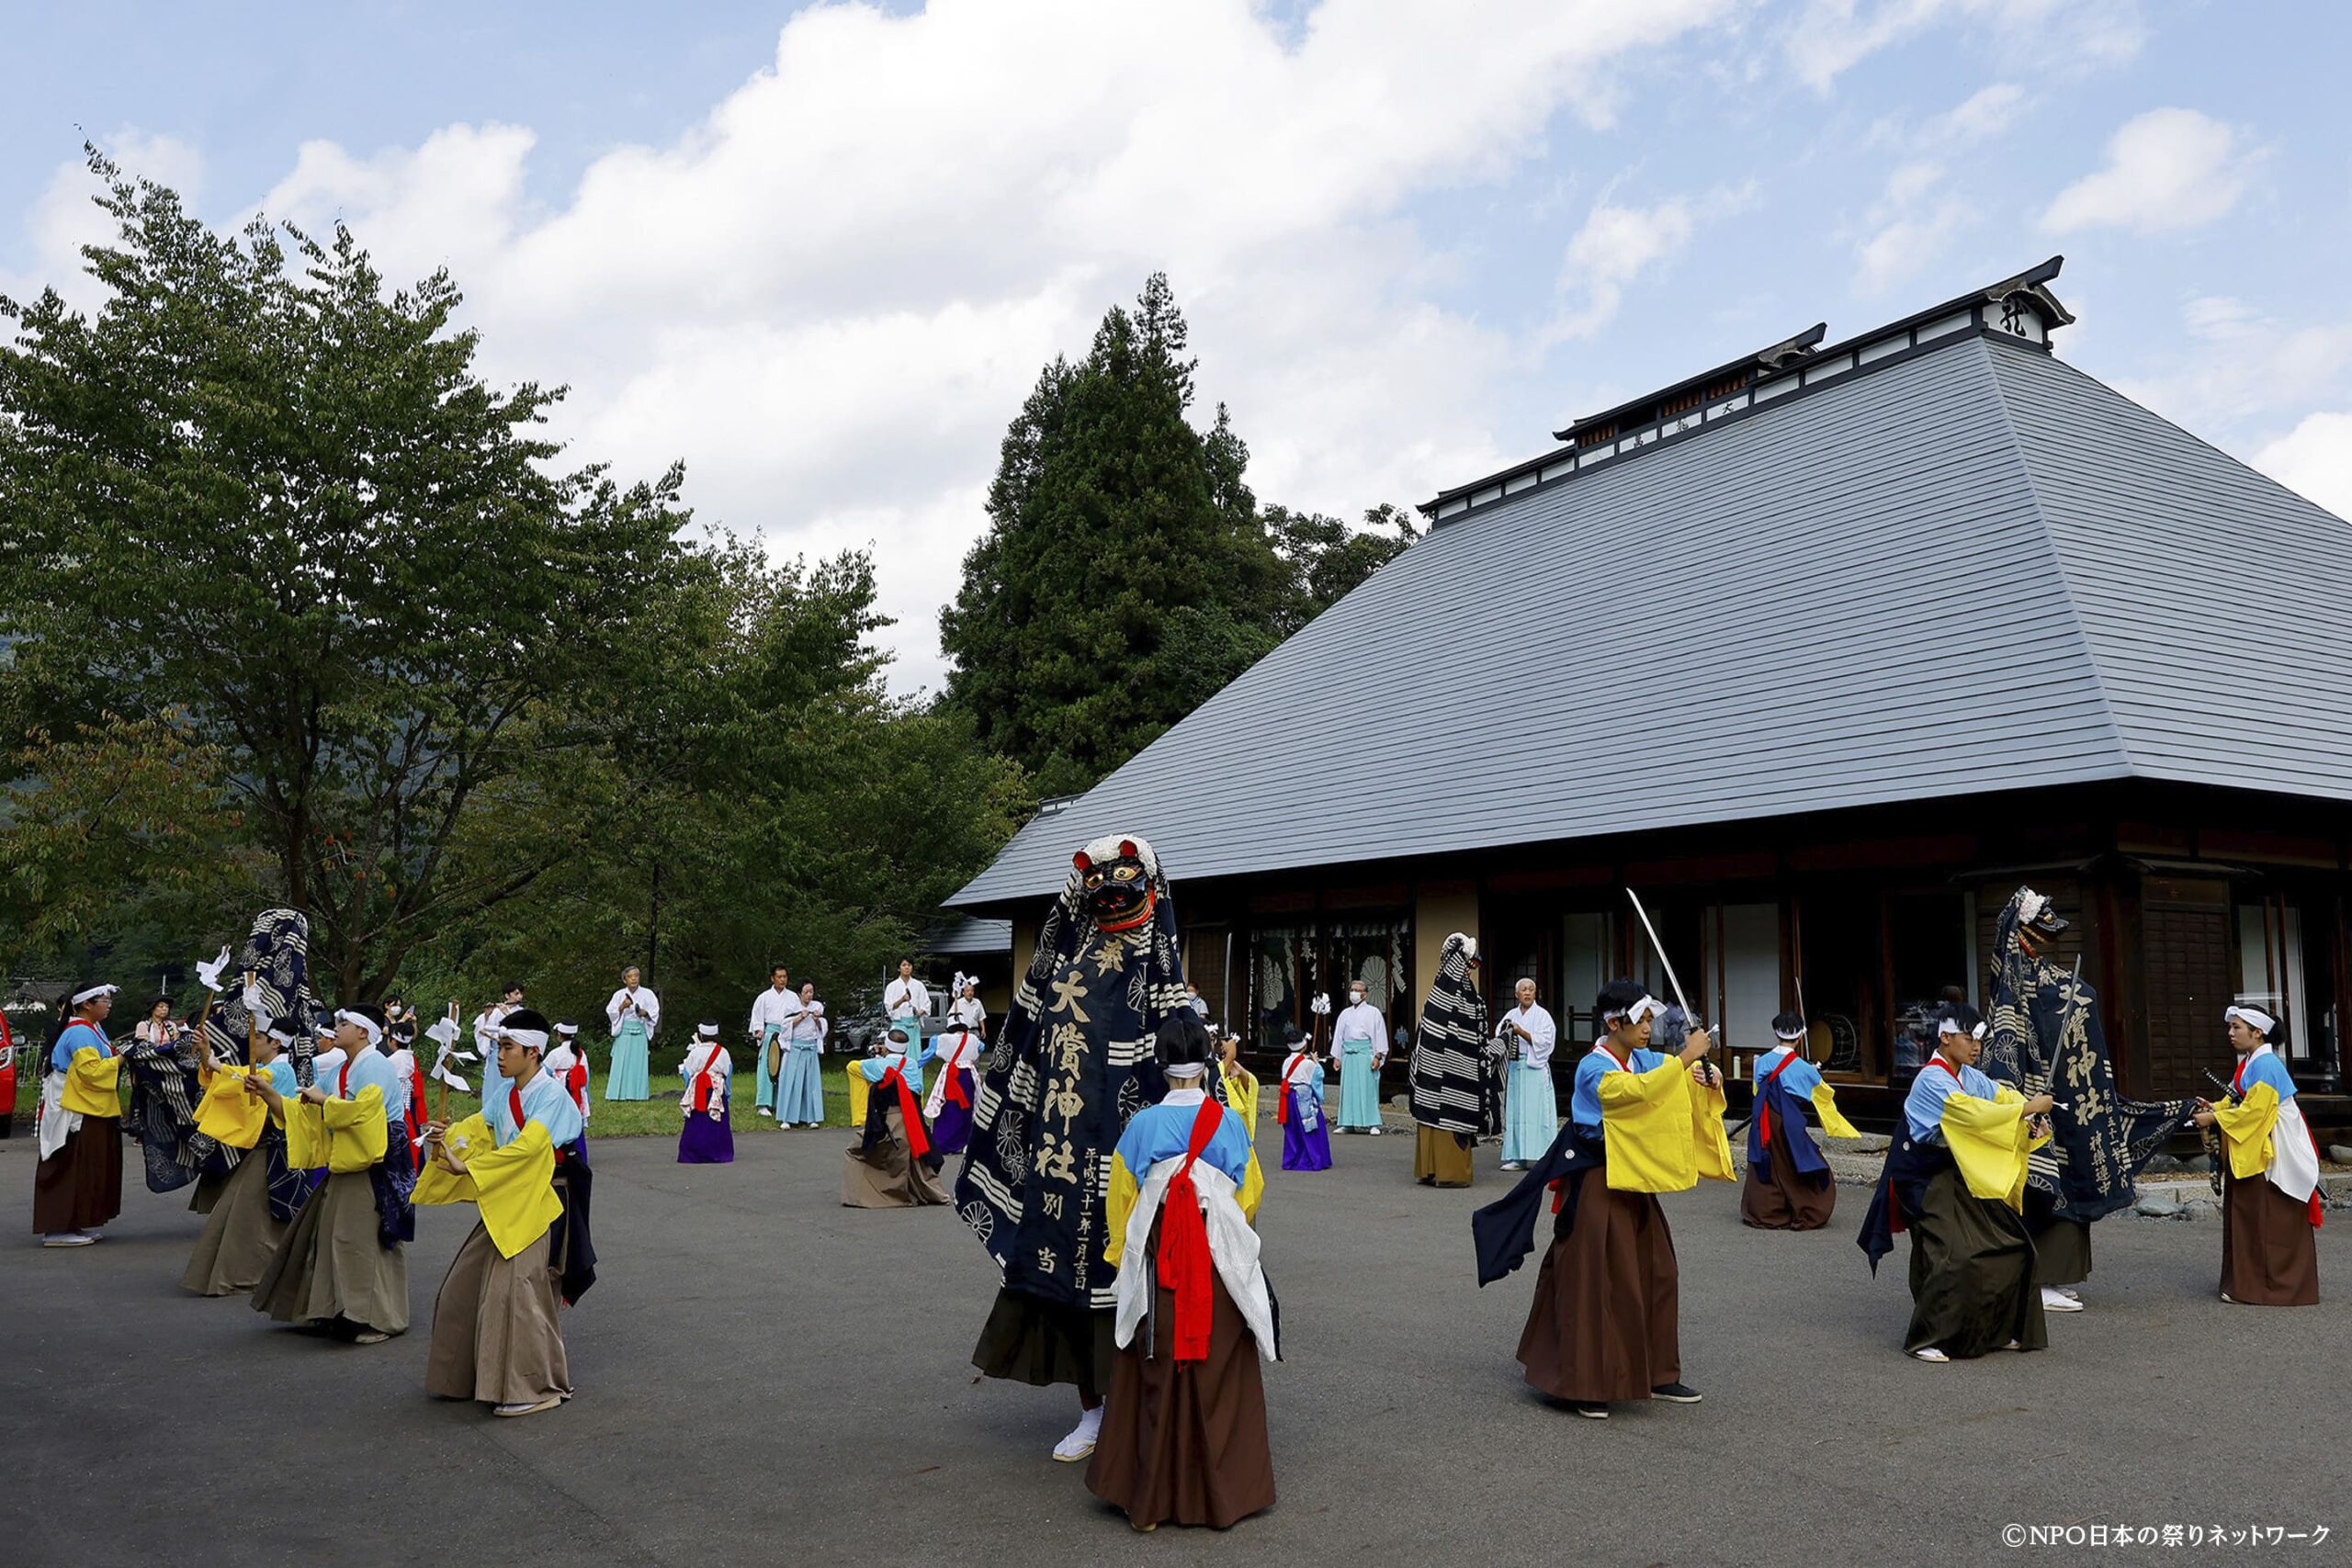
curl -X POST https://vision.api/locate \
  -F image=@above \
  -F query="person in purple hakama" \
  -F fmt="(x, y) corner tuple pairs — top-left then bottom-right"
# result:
(676, 1022), (735, 1165)
(925, 976), (985, 1156)
(1277, 1035), (1332, 1172)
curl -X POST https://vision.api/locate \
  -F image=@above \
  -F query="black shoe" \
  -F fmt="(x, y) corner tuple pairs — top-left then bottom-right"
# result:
(1569, 1401), (1609, 1419)
(1650, 1382), (1702, 1404)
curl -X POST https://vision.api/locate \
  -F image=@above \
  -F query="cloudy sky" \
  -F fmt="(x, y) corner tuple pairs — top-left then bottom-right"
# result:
(7, 1), (2348, 693)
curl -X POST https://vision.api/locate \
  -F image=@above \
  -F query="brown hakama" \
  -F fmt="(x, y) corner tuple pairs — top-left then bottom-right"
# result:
(1904, 1168), (2047, 1357)
(1086, 1215), (1275, 1530)
(1739, 1134), (1836, 1230)
(1413, 1126), (1476, 1188)
(972, 1291), (1118, 1402)
(252, 1171), (409, 1336)
(841, 1103), (952, 1208)
(1515, 1174), (1680, 1403)
(2219, 1168), (2320, 1306)
(181, 1152), (288, 1296)
(426, 1220), (571, 1404)
(32, 1119), (124, 1236)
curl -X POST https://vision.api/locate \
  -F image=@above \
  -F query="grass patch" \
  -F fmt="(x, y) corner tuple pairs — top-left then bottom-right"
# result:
(424, 1071), (857, 1139)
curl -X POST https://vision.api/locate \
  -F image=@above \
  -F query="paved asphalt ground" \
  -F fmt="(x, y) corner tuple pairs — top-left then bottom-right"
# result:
(3, 1122), (2343, 1568)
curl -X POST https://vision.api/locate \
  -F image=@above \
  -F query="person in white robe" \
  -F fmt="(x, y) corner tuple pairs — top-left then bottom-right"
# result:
(1495, 979), (1559, 1169)
(1331, 982), (1389, 1134)
(748, 965), (795, 1118)
(603, 967), (658, 1101)
(774, 981), (829, 1128)
(883, 959), (931, 1099)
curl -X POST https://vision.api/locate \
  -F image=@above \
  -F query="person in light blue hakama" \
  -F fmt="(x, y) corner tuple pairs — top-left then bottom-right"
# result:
(883, 959), (930, 1101)
(1330, 982), (1388, 1134)
(774, 983), (828, 1126)
(747, 965), (796, 1119)
(602, 966), (657, 1102)
(1496, 978), (1560, 1169)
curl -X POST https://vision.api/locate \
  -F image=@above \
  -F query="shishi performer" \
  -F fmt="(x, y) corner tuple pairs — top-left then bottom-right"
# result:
(1408, 933), (1495, 1189)
(957, 833), (1189, 1464)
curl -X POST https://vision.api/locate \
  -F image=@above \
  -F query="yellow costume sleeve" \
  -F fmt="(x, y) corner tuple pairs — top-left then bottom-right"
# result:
(194, 1065), (272, 1151)
(1810, 1082), (1861, 1141)
(1600, 1060), (1704, 1193)
(1237, 1149), (1265, 1224)
(1692, 1075), (1735, 1183)
(846, 1064), (871, 1130)
(319, 1085), (390, 1173)
(413, 1113), (496, 1207)
(2210, 1082), (2280, 1181)
(464, 1120), (564, 1258)
(1102, 1152), (1140, 1265)
(1227, 1072), (1260, 1144)
(283, 1100), (329, 1170)
(1939, 1085), (2041, 1208)
(60, 1046), (124, 1118)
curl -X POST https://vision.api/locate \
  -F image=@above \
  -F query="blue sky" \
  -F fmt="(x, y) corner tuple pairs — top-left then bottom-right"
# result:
(8, 1), (2349, 691)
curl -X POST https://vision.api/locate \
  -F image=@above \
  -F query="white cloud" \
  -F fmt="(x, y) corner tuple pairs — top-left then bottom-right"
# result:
(1784, 0), (2143, 94)
(1853, 160), (1967, 294)
(1548, 183), (1754, 342)
(0, 131), (205, 312)
(185, 0), (1732, 692)
(2041, 107), (2255, 234)
(1922, 81), (2027, 142)
(2115, 295), (2352, 433)
(2254, 412), (2352, 522)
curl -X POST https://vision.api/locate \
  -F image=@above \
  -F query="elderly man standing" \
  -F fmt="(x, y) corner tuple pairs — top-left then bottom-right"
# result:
(1496, 978), (1559, 1171)
(748, 965), (794, 1120)
(883, 959), (930, 1100)
(604, 966), (659, 1102)
(1331, 979), (1389, 1135)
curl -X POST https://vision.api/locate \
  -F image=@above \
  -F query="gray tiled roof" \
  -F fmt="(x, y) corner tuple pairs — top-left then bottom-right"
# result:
(950, 330), (2352, 909)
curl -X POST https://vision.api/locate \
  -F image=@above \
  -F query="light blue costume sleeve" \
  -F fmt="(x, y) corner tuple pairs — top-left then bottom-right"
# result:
(2243, 1053), (2296, 1100)
(1204, 1108), (1253, 1186)
(267, 1058), (301, 1098)
(504, 1072), (583, 1147)
(52, 1021), (111, 1073)
(341, 1049), (402, 1121)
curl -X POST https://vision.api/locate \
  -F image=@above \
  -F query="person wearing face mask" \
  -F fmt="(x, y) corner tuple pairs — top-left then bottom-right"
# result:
(1859, 1003), (2054, 1362)
(1330, 981), (1388, 1135)
(1495, 978), (1557, 1172)
(1474, 980), (1731, 1418)
(2193, 1005), (2322, 1306)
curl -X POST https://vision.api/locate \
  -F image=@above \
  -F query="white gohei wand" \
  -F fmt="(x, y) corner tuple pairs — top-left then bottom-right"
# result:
(426, 1008), (478, 1122)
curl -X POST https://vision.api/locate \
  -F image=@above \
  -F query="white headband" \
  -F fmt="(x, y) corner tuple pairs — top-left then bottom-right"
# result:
(498, 1026), (549, 1051)
(1937, 1017), (1989, 1040)
(697, 1022), (718, 1037)
(1774, 1026), (1805, 1042)
(556, 1022), (579, 1037)
(1163, 1061), (1207, 1079)
(335, 1010), (383, 1045)
(71, 984), (119, 1005)
(2224, 1005), (2275, 1036)
(1608, 996), (1666, 1027)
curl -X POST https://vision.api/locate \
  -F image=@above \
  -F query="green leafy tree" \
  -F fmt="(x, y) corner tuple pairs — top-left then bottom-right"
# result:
(0, 154), (698, 998)
(941, 275), (1283, 795)
(944, 275), (1428, 795)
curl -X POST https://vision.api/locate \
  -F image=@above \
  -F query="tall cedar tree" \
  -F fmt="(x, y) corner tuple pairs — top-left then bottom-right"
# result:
(0, 155), (699, 999)
(942, 276), (1283, 796)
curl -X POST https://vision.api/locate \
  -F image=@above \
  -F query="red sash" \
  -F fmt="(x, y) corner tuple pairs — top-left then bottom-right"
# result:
(944, 1042), (973, 1109)
(338, 1057), (354, 1098)
(692, 1044), (728, 1113)
(1157, 1098), (1225, 1364)
(2232, 1054), (2251, 1096)
(876, 1065), (931, 1160)
(1275, 1056), (1310, 1124)
(1756, 1051), (1799, 1147)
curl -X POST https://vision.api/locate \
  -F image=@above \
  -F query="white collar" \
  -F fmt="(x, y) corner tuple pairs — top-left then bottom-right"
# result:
(1163, 1087), (1206, 1106)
